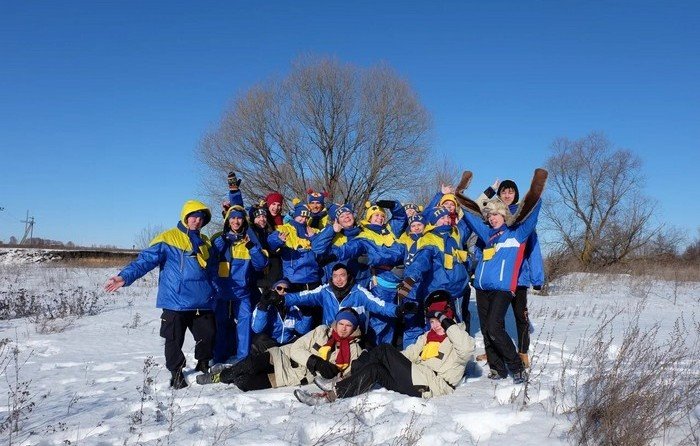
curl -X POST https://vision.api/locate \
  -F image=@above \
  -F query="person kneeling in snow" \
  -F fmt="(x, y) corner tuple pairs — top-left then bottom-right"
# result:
(197, 308), (363, 391)
(295, 290), (475, 405)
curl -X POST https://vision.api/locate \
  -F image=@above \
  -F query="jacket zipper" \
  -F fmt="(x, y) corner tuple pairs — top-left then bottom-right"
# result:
(499, 260), (505, 282)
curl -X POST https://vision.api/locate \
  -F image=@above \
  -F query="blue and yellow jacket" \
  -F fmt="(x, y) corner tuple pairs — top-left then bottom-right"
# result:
(404, 225), (470, 299)
(330, 224), (406, 289)
(211, 209), (269, 301)
(284, 282), (398, 331)
(268, 221), (324, 284)
(424, 192), (472, 247)
(251, 304), (313, 345)
(463, 200), (542, 292)
(312, 225), (371, 286)
(119, 200), (216, 311)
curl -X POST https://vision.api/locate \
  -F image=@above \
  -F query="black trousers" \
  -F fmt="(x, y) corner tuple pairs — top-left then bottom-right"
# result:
(336, 344), (423, 398)
(513, 287), (530, 354)
(475, 290), (523, 376)
(159, 309), (215, 372)
(460, 285), (472, 335)
(250, 332), (281, 355)
(220, 351), (274, 391)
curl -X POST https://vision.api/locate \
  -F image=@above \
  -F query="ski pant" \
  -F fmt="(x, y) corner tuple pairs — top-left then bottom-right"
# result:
(250, 332), (281, 355)
(367, 285), (397, 347)
(336, 344), (423, 398)
(476, 289), (523, 376)
(213, 297), (252, 364)
(220, 350), (274, 391)
(159, 309), (215, 372)
(513, 286), (530, 354)
(459, 285), (472, 335)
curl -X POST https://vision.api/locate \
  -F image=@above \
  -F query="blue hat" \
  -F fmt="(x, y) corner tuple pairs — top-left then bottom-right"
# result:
(334, 204), (354, 220)
(335, 307), (359, 328)
(427, 207), (450, 226)
(307, 190), (326, 205)
(292, 203), (311, 219)
(272, 278), (291, 289)
(225, 205), (246, 220)
(408, 214), (425, 225)
(187, 210), (208, 220)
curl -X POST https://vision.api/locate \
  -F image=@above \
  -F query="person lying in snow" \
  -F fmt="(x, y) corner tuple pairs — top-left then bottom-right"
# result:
(196, 308), (364, 391)
(294, 290), (475, 405)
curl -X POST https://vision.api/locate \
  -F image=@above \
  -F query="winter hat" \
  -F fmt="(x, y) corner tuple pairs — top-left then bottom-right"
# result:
(249, 206), (267, 220)
(408, 214), (426, 226)
(497, 180), (519, 203)
(363, 202), (386, 223)
(427, 207), (450, 226)
(292, 203), (311, 219)
(187, 210), (207, 220)
(425, 290), (455, 320)
(335, 307), (360, 328)
(225, 205), (246, 220)
(439, 194), (458, 207)
(307, 189), (327, 206)
(482, 198), (508, 219)
(265, 192), (284, 206)
(272, 278), (291, 290)
(334, 204), (354, 220)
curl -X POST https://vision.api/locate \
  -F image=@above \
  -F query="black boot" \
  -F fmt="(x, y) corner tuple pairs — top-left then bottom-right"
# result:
(170, 369), (188, 389)
(195, 359), (210, 374)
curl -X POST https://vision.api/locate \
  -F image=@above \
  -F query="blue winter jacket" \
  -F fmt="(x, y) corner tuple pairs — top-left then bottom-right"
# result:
(505, 203), (544, 287)
(463, 200), (542, 292)
(404, 225), (470, 299)
(312, 225), (371, 285)
(251, 304), (313, 344)
(119, 200), (217, 311)
(330, 225), (406, 289)
(424, 192), (472, 247)
(268, 221), (325, 284)
(211, 220), (268, 301)
(284, 282), (398, 331)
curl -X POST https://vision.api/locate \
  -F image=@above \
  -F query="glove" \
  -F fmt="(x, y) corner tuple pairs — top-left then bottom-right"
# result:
(227, 171), (242, 189)
(533, 285), (542, 291)
(306, 355), (340, 379)
(396, 277), (415, 301)
(245, 240), (256, 250)
(395, 301), (418, 318)
(439, 313), (456, 330)
(316, 253), (338, 267)
(257, 291), (273, 309)
(266, 289), (284, 307)
(376, 199), (397, 209)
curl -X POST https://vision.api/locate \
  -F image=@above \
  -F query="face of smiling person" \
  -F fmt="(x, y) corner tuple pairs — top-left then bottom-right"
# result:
(488, 212), (505, 229)
(308, 201), (323, 213)
(268, 202), (282, 216)
(410, 221), (425, 235)
(335, 319), (355, 338)
(442, 200), (456, 213)
(338, 212), (355, 228)
(370, 213), (385, 225)
(429, 318), (445, 336)
(187, 215), (205, 231)
(499, 188), (516, 206)
(332, 268), (349, 288)
(229, 216), (244, 231)
(254, 215), (267, 228)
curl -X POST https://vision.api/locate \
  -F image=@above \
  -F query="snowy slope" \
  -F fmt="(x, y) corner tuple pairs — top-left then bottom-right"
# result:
(0, 260), (698, 445)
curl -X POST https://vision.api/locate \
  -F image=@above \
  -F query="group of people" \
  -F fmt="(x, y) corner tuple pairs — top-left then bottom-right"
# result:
(104, 169), (545, 404)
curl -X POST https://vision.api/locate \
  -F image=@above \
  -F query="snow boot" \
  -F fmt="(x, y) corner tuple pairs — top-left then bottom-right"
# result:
(294, 389), (336, 406)
(476, 353), (488, 362)
(170, 369), (188, 389)
(195, 359), (210, 374)
(519, 353), (530, 369)
(209, 363), (233, 375)
(487, 369), (507, 380)
(196, 372), (221, 385)
(314, 375), (340, 392)
(513, 370), (529, 385)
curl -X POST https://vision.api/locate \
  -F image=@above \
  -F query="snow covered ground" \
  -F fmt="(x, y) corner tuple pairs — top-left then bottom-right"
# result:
(0, 255), (698, 445)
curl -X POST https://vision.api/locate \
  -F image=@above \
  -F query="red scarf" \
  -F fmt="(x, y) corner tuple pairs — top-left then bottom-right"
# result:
(449, 212), (457, 227)
(321, 330), (356, 370)
(426, 329), (447, 344)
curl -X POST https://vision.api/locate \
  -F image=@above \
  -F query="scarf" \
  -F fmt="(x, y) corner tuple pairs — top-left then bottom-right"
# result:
(177, 221), (204, 256)
(330, 277), (354, 303)
(448, 212), (458, 227)
(267, 213), (284, 228)
(364, 223), (386, 234)
(290, 219), (309, 239)
(420, 329), (447, 361)
(343, 225), (361, 238)
(318, 330), (356, 371)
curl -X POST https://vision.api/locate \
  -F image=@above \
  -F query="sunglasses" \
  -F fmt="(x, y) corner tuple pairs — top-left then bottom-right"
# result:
(275, 286), (289, 292)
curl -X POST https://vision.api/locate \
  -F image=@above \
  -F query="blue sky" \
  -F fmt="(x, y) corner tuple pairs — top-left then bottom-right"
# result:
(1, 1), (698, 248)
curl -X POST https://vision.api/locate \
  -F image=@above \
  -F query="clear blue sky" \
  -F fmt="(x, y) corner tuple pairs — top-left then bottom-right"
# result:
(2, 1), (698, 248)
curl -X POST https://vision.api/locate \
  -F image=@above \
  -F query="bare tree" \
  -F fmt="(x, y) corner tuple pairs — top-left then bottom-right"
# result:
(134, 224), (165, 250)
(543, 132), (661, 267)
(409, 154), (464, 207)
(198, 56), (432, 210)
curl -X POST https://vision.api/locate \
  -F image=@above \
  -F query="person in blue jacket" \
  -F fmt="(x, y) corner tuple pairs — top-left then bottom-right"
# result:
(477, 179), (544, 368)
(321, 203), (408, 345)
(211, 204), (269, 364)
(104, 200), (217, 389)
(399, 207), (471, 341)
(461, 197), (542, 384)
(306, 189), (331, 230)
(251, 278), (313, 352)
(395, 213), (428, 347)
(275, 263), (414, 336)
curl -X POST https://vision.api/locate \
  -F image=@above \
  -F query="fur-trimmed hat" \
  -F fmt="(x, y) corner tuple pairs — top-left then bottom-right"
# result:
(427, 207), (450, 226)
(292, 203), (311, 219)
(482, 198), (508, 218)
(497, 180), (519, 203)
(363, 202), (386, 223)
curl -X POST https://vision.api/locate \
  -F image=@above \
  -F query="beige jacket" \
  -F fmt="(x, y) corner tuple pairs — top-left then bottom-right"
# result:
(402, 322), (475, 398)
(268, 323), (363, 388)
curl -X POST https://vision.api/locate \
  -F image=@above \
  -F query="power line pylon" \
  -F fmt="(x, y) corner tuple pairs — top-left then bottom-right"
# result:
(20, 211), (35, 244)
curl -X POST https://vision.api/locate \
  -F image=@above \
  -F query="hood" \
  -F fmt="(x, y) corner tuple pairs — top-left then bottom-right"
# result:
(180, 200), (212, 227)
